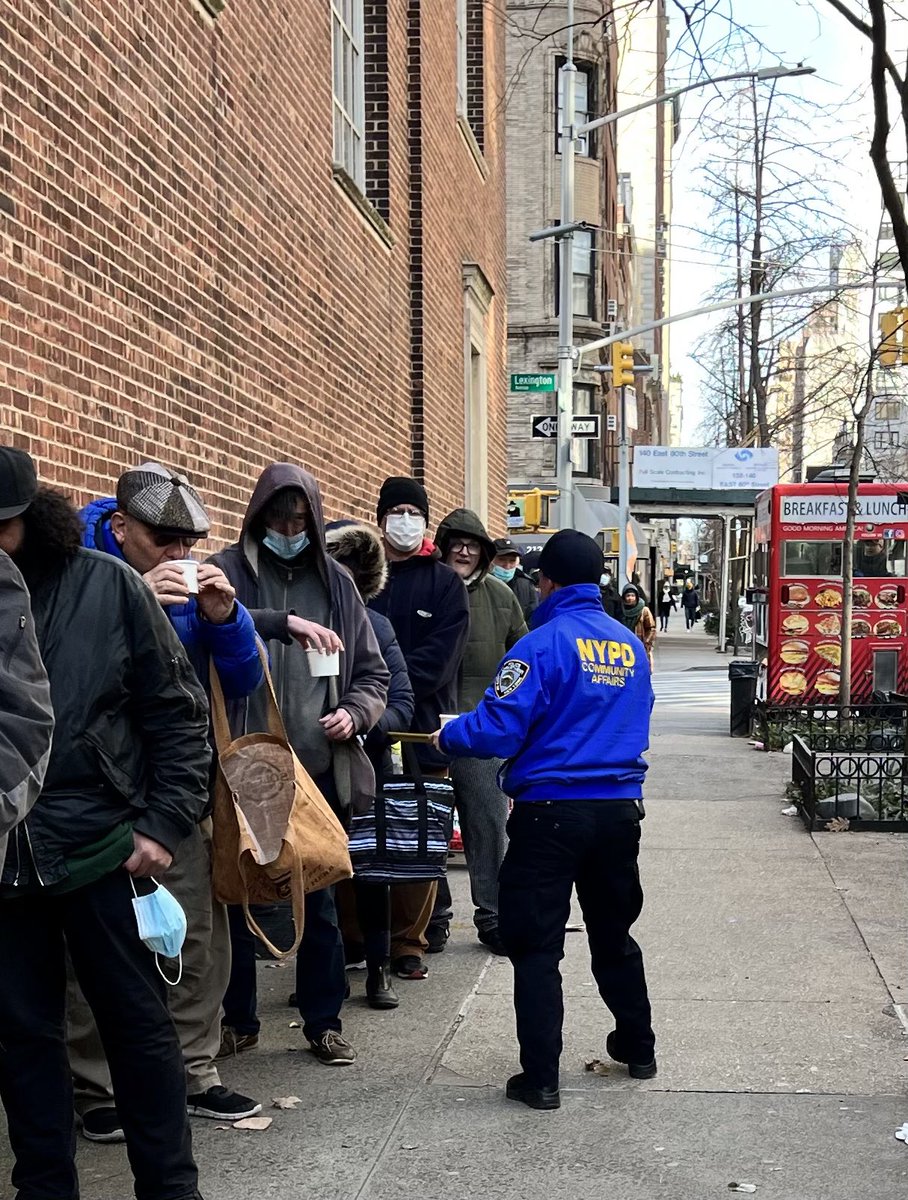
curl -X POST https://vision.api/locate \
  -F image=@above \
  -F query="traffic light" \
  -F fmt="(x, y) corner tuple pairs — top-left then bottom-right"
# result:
(611, 341), (635, 387)
(879, 310), (901, 368)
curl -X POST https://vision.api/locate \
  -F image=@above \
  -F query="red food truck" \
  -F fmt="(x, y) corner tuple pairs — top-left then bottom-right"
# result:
(752, 482), (908, 704)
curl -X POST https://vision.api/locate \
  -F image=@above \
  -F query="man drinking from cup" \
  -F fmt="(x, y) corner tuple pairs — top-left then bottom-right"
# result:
(71, 463), (265, 1139)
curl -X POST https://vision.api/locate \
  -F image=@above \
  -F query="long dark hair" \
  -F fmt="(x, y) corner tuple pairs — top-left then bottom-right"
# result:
(15, 487), (83, 589)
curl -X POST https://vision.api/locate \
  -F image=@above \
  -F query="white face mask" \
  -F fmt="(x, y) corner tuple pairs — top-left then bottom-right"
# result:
(385, 513), (426, 552)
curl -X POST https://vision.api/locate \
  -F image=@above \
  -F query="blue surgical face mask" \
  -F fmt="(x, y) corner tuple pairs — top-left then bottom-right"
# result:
(131, 879), (186, 985)
(491, 564), (517, 583)
(263, 529), (310, 559)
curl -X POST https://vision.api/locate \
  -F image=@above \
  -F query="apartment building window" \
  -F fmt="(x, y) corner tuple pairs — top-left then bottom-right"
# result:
(875, 398), (903, 422)
(555, 231), (595, 319)
(456, 1), (485, 151)
(332, 1), (365, 189)
(556, 60), (594, 156)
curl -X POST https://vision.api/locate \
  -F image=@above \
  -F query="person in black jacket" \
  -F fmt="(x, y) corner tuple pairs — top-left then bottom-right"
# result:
(0, 455), (211, 1200)
(491, 538), (539, 624)
(368, 476), (470, 980)
(326, 520), (415, 1011)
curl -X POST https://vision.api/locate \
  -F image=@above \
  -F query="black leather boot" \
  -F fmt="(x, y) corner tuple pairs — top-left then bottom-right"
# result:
(366, 960), (400, 1009)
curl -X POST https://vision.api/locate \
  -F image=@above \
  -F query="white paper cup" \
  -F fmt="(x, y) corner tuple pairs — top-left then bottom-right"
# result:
(306, 648), (340, 678)
(439, 714), (457, 727)
(175, 559), (199, 594)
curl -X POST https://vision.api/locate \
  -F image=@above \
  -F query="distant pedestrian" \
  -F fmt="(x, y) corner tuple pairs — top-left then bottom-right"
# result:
(0, 451), (212, 1200)
(599, 567), (621, 619)
(620, 584), (656, 669)
(491, 537), (539, 624)
(657, 581), (677, 632)
(432, 530), (656, 1111)
(680, 579), (700, 630)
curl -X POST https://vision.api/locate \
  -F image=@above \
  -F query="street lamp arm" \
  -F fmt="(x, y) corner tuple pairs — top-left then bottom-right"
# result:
(576, 66), (815, 136)
(575, 280), (876, 363)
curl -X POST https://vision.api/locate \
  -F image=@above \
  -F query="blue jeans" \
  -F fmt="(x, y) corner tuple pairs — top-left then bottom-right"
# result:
(223, 887), (346, 1041)
(498, 799), (654, 1090)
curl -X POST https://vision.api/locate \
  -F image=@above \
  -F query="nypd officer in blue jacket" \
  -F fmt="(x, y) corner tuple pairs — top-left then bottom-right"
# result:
(433, 529), (656, 1111)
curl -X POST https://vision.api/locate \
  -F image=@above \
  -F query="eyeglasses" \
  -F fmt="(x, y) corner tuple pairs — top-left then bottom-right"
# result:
(450, 540), (481, 555)
(387, 506), (424, 517)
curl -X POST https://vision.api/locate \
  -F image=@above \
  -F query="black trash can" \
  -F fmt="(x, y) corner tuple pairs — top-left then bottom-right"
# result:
(728, 659), (759, 738)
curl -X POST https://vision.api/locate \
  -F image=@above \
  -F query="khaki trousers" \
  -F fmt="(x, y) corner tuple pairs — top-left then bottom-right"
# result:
(390, 881), (439, 961)
(67, 819), (230, 1110)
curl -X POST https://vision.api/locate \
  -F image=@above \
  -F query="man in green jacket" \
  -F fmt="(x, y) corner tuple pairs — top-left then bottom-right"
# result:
(430, 510), (527, 954)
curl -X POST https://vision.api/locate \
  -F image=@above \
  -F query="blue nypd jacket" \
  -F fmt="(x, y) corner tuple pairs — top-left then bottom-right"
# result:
(80, 497), (263, 702)
(439, 583), (653, 802)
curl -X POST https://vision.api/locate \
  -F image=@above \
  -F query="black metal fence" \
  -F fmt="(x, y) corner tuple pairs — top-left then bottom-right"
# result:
(755, 699), (907, 753)
(791, 735), (908, 831)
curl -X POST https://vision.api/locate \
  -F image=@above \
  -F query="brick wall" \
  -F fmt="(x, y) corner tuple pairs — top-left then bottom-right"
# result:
(0, 0), (507, 545)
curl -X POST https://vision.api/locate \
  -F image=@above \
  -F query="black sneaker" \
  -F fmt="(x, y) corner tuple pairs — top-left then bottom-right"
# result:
(505, 1072), (560, 1111)
(606, 1030), (657, 1080)
(392, 954), (428, 980)
(425, 924), (449, 954)
(308, 1030), (357, 1065)
(81, 1107), (125, 1143)
(478, 926), (508, 956)
(187, 1085), (262, 1121)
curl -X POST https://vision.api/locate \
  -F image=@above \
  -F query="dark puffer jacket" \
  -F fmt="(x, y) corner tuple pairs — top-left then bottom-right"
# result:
(2, 549), (211, 889)
(435, 509), (528, 711)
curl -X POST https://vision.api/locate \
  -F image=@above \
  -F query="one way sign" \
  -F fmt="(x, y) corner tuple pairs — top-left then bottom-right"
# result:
(531, 414), (601, 439)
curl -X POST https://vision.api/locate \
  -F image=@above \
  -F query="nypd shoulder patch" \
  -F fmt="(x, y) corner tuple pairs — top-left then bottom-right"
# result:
(495, 659), (530, 699)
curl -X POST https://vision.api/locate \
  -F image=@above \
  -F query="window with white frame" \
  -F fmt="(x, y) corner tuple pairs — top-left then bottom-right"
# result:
(331, 1), (365, 188)
(875, 397), (903, 422)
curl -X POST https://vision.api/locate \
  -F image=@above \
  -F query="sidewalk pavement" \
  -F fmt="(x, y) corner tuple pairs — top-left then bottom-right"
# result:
(4, 630), (906, 1198)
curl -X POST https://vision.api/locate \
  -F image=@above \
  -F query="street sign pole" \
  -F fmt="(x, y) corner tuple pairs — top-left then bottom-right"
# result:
(618, 385), (629, 584)
(556, 1), (576, 532)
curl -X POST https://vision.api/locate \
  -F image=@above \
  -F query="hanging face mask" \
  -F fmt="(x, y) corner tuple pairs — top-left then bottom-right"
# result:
(263, 529), (310, 560)
(384, 513), (426, 553)
(491, 564), (517, 583)
(130, 878), (186, 986)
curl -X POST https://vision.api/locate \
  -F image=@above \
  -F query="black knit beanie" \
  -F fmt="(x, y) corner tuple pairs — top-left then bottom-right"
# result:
(376, 476), (429, 523)
(538, 529), (603, 587)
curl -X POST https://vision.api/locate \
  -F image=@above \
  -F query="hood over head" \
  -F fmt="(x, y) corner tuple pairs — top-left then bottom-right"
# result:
(435, 509), (496, 578)
(325, 521), (388, 602)
(240, 463), (328, 580)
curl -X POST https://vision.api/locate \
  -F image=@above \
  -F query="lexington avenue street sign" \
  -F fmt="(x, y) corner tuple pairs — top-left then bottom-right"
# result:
(531, 414), (601, 439)
(511, 372), (556, 393)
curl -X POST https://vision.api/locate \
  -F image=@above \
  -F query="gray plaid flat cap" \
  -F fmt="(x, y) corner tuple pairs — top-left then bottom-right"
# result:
(116, 462), (211, 535)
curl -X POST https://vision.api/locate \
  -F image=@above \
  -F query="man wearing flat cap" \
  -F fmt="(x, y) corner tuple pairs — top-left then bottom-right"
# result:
(68, 463), (264, 1138)
(433, 529), (657, 1112)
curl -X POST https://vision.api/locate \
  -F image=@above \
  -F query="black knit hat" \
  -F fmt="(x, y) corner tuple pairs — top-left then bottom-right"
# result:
(538, 530), (603, 587)
(376, 476), (429, 523)
(116, 462), (210, 536)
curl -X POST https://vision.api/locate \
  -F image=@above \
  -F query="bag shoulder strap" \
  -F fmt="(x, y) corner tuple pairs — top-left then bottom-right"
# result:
(210, 640), (288, 753)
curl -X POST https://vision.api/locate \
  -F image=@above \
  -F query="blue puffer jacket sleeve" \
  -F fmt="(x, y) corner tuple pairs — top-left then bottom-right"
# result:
(194, 604), (264, 700)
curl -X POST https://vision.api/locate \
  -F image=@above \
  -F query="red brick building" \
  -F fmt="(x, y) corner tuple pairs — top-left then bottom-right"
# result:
(0, 0), (507, 541)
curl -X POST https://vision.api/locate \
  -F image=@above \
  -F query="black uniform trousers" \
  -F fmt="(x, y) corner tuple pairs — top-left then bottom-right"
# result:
(0, 868), (200, 1200)
(497, 799), (654, 1091)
